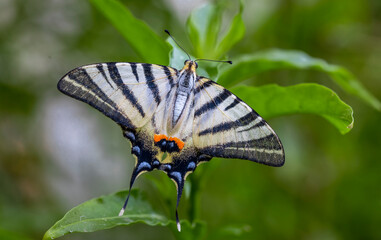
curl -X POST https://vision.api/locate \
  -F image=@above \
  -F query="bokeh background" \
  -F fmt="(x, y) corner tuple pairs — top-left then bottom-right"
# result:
(1, 0), (380, 239)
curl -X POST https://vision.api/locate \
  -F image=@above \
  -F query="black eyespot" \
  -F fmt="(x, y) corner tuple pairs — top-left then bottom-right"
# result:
(194, 61), (198, 68)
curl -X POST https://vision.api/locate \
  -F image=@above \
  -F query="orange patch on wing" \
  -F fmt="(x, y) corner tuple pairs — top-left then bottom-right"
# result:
(154, 134), (168, 143)
(169, 137), (185, 150)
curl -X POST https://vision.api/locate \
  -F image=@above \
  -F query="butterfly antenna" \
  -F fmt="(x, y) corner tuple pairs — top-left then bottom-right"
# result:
(195, 59), (233, 64)
(164, 29), (191, 60)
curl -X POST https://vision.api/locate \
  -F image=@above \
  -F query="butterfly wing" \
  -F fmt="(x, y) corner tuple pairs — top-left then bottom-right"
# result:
(58, 62), (177, 130)
(192, 77), (285, 166)
(58, 62), (179, 215)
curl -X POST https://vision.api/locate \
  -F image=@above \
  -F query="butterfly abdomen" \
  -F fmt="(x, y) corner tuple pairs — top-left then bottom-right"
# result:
(172, 91), (189, 125)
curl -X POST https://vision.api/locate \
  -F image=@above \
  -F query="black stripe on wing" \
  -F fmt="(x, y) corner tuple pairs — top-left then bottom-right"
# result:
(57, 68), (135, 129)
(200, 143), (284, 167)
(198, 112), (264, 136)
(194, 78), (213, 94)
(237, 120), (267, 133)
(224, 97), (240, 111)
(163, 66), (175, 86)
(143, 64), (161, 104)
(223, 135), (283, 150)
(96, 64), (114, 89)
(130, 63), (140, 82)
(199, 132), (284, 167)
(107, 63), (146, 118)
(194, 88), (232, 117)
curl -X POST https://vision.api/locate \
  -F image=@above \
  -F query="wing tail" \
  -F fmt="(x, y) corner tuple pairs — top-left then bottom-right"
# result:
(118, 129), (160, 215)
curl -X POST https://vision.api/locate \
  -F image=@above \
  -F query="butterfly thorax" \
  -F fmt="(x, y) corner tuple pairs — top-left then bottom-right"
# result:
(172, 60), (197, 127)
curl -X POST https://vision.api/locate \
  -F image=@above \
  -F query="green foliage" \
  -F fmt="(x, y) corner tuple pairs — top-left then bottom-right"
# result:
(217, 49), (381, 110)
(187, 1), (245, 59)
(44, 190), (205, 240)
(187, 3), (221, 58)
(42, 0), (380, 239)
(230, 84), (353, 134)
(89, 0), (170, 65)
(43, 190), (167, 239)
(214, 1), (245, 58)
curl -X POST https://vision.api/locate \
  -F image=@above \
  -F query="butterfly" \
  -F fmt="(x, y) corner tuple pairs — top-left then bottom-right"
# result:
(57, 40), (285, 232)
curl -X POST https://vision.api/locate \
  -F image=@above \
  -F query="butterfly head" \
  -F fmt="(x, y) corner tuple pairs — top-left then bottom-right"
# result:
(183, 60), (198, 73)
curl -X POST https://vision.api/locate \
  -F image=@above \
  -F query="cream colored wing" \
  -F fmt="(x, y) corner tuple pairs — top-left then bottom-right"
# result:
(58, 62), (181, 222)
(192, 77), (285, 166)
(58, 62), (178, 130)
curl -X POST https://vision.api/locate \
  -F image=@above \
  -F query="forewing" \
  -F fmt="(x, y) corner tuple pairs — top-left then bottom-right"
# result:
(57, 62), (177, 130)
(192, 78), (285, 166)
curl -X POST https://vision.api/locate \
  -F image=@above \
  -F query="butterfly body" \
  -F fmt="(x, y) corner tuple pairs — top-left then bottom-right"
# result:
(58, 59), (284, 231)
(171, 60), (196, 126)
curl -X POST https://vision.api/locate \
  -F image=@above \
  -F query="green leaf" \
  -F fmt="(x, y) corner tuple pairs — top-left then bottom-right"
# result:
(230, 83), (354, 134)
(89, 0), (170, 65)
(187, 3), (222, 58)
(43, 190), (170, 240)
(215, 0), (245, 58)
(218, 49), (381, 110)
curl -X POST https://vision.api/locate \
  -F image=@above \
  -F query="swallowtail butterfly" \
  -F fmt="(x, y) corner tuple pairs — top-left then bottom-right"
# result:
(57, 34), (285, 231)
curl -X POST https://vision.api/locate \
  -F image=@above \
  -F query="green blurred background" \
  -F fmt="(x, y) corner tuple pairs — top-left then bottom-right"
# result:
(1, 0), (380, 239)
